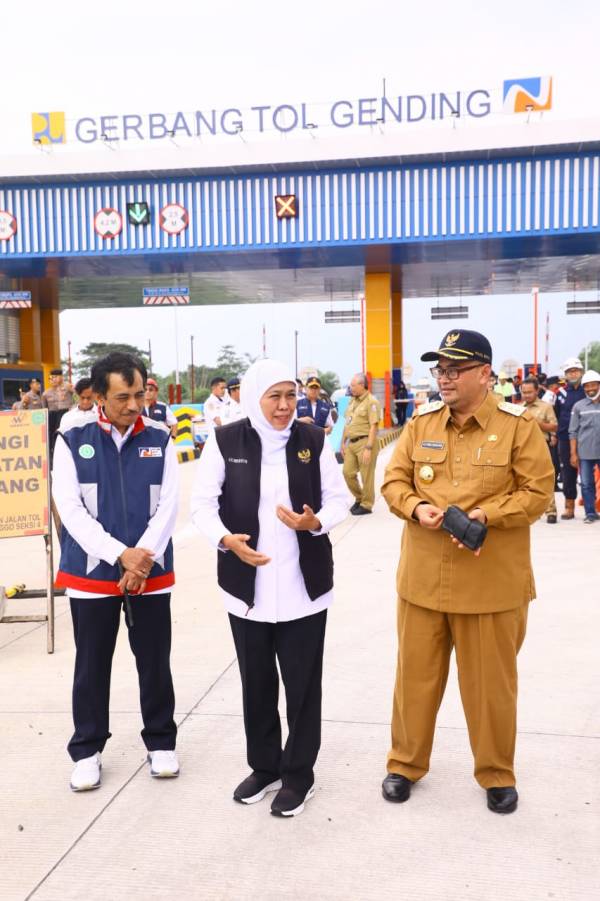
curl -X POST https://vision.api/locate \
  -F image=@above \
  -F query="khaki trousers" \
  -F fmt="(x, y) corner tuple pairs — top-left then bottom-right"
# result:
(343, 437), (379, 510)
(387, 598), (528, 788)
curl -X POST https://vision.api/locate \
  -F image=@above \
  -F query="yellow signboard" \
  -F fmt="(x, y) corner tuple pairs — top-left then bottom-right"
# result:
(0, 409), (49, 539)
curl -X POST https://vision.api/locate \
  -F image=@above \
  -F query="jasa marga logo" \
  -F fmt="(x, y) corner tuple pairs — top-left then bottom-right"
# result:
(502, 77), (553, 113)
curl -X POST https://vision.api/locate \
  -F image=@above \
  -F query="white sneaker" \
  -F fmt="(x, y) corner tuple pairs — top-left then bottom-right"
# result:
(147, 750), (180, 778)
(70, 753), (102, 792)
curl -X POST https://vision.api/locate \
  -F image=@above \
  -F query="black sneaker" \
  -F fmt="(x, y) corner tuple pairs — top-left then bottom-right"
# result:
(233, 772), (282, 804)
(351, 505), (372, 516)
(350, 501), (361, 513)
(270, 785), (315, 817)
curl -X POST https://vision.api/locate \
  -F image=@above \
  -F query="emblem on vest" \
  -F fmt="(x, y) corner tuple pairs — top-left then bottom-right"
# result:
(298, 448), (311, 464)
(79, 444), (95, 459)
(227, 457), (248, 464)
(139, 447), (163, 458)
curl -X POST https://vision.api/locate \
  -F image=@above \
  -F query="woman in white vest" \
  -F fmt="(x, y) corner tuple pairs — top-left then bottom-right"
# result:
(191, 359), (350, 816)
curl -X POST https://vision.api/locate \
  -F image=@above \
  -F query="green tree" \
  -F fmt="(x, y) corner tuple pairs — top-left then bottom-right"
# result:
(317, 370), (341, 397)
(579, 341), (600, 372)
(72, 342), (150, 379)
(214, 345), (256, 381)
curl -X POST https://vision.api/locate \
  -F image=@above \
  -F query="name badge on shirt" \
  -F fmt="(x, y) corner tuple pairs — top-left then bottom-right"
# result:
(139, 447), (163, 458)
(421, 441), (445, 450)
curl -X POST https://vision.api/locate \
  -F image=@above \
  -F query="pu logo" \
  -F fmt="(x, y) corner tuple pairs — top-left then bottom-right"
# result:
(31, 112), (66, 145)
(502, 77), (553, 114)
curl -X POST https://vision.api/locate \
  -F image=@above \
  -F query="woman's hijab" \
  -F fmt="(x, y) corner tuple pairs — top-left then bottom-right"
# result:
(240, 359), (297, 464)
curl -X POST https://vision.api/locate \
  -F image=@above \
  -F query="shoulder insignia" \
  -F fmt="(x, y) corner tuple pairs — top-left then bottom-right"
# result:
(417, 400), (445, 416)
(498, 401), (525, 417)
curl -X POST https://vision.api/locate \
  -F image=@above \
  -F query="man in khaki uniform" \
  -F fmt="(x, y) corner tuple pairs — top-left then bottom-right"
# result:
(341, 374), (381, 515)
(42, 368), (75, 458)
(381, 330), (554, 814)
(520, 377), (558, 523)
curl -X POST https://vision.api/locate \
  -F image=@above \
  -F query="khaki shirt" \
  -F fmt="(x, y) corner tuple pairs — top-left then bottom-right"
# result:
(523, 398), (557, 442)
(344, 392), (381, 440)
(42, 386), (75, 412)
(382, 391), (555, 614)
(21, 390), (43, 409)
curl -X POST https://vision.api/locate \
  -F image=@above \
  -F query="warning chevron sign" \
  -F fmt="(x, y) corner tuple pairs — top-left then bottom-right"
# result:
(0, 291), (32, 308)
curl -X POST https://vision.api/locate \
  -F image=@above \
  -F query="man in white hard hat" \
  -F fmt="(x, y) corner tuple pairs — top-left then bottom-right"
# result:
(555, 357), (586, 519)
(569, 370), (600, 523)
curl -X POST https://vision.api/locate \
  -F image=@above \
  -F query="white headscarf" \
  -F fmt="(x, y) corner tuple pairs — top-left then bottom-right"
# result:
(240, 359), (297, 464)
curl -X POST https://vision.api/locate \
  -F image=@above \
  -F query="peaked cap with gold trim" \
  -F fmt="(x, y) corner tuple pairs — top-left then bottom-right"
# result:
(420, 329), (493, 364)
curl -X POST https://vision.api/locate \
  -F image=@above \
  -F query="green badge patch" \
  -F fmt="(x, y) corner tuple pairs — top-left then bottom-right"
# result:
(79, 444), (95, 460)
(31, 411), (45, 425)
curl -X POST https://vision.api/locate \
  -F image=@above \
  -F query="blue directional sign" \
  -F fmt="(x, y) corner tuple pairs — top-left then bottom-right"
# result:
(143, 287), (189, 297)
(143, 286), (190, 306)
(0, 291), (32, 300)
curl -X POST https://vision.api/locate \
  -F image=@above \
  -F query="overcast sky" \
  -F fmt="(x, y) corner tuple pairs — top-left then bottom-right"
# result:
(6, 0), (600, 381)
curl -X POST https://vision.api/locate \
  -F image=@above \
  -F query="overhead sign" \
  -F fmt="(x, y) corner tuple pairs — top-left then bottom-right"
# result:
(143, 286), (190, 305)
(127, 201), (150, 225)
(0, 291), (32, 309)
(159, 204), (189, 235)
(275, 194), (298, 219)
(28, 76), (553, 147)
(0, 410), (49, 538)
(94, 207), (123, 239)
(0, 211), (17, 241)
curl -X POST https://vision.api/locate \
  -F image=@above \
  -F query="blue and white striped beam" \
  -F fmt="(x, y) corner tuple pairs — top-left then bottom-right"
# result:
(1, 153), (599, 260)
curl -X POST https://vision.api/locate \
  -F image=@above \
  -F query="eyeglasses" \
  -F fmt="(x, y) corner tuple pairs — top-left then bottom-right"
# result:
(430, 363), (485, 381)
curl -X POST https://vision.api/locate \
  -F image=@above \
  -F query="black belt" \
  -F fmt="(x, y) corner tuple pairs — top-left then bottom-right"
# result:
(349, 435), (368, 443)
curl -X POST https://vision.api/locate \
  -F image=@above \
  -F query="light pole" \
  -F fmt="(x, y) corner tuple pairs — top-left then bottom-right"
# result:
(67, 341), (72, 383)
(190, 335), (195, 403)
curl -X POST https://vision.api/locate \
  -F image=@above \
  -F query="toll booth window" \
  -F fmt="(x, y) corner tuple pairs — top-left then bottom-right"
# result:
(1, 379), (30, 408)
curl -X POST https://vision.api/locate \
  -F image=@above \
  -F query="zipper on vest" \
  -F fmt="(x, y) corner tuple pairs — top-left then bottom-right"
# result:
(117, 450), (132, 547)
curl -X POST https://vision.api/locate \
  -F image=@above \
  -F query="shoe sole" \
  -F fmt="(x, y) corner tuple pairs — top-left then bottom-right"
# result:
(381, 787), (411, 803)
(271, 785), (315, 817)
(234, 778), (283, 804)
(70, 779), (101, 792)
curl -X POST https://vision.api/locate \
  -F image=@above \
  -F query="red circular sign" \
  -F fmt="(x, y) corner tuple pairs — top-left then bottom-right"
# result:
(94, 207), (123, 239)
(0, 210), (17, 241)
(159, 203), (189, 236)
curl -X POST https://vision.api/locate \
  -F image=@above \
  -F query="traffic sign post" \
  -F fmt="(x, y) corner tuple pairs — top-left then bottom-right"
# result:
(127, 202), (151, 225)
(142, 287), (191, 389)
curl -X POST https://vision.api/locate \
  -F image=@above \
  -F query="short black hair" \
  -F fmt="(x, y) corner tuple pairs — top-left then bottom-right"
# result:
(30, 377), (41, 385)
(210, 376), (226, 388)
(91, 352), (147, 396)
(75, 377), (93, 395)
(522, 376), (539, 390)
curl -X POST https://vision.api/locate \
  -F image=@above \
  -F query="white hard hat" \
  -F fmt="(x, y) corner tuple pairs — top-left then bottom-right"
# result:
(561, 356), (584, 371)
(582, 369), (600, 385)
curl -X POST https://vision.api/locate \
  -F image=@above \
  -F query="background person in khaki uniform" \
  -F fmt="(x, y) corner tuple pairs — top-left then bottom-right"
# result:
(520, 377), (558, 523)
(341, 374), (381, 515)
(21, 378), (44, 410)
(380, 330), (554, 815)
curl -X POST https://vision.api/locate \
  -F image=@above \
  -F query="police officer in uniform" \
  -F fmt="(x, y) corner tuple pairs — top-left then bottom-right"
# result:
(296, 376), (334, 433)
(381, 330), (554, 814)
(43, 368), (75, 457)
(341, 374), (382, 516)
(223, 377), (244, 423)
(21, 378), (44, 410)
(520, 377), (558, 523)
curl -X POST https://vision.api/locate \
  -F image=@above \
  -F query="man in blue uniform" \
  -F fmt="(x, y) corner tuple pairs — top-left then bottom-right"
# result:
(296, 377), (334, 433)
(555, 357), (585, 519)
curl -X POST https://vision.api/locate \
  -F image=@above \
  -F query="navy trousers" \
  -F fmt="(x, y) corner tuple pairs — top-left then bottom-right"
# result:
(68, 592), (177, 761)
(558, 437), (579, 500)
(229, 610), (327, 794)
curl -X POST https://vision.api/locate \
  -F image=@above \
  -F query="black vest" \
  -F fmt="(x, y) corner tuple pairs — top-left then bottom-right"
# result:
(215, 418), (334, 608)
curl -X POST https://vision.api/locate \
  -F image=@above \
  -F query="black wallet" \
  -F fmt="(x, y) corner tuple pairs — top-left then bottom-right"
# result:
(441, 505), (487, 551)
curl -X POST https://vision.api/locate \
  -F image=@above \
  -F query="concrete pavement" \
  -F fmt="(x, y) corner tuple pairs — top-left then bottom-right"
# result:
(0, 445), (598, 901)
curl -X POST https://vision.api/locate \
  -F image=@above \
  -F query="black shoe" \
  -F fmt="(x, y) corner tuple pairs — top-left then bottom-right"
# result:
(382, 773), (413, 803)
(350, 501), (361, 513)
(546, 514), (557, 524)
(233, 772), (282, 804)
(270, 785), (315, 817)
(486, 786), (518, 814)
(351, 505), (372, 516)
